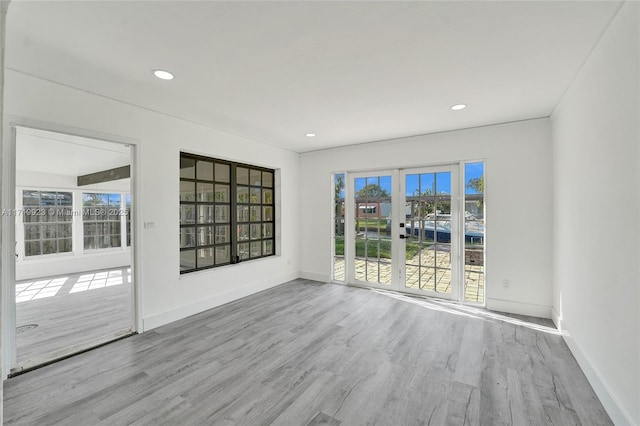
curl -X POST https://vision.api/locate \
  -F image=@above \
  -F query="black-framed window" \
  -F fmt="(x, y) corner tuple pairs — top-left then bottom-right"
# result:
(180, 152), (275, 273)
(23, 190), (73, 256)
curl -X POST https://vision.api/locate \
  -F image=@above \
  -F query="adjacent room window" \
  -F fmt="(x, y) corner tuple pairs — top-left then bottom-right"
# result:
(125, 194), (132, 247)
(23, 190), (73, 256)
(179, 152), (276, 273)
(83, 193), (122, 250)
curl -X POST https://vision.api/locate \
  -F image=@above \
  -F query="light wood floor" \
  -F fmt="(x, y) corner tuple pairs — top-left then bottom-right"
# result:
(4, 279), (610, 425)
(15, 266), (132, 364)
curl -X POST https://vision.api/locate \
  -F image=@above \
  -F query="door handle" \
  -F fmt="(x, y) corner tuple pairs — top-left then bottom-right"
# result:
(399, 234), (407, 239)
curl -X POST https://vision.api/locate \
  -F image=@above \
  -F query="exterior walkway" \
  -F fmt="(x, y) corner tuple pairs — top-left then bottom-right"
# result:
(333, 248), (484, 303)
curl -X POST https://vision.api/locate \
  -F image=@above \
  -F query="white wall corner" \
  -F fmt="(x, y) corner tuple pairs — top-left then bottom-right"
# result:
(562, 330), (637, 426)
(551, 306), (563, 331)
(485, 298), (552, 319)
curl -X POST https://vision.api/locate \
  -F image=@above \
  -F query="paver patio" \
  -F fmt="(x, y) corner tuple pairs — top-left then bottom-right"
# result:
(332, 248), (484, 303)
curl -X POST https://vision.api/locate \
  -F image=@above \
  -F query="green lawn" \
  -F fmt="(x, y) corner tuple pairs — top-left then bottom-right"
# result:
(356, 219), (387, 231)
(334, 237), (425, 260)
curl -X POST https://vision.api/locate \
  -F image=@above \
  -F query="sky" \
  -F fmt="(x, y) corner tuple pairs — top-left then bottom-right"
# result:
(335, 162), (484, 198)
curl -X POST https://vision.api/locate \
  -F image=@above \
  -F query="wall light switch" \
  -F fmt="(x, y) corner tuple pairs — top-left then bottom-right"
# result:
(144, 221), (156, 229)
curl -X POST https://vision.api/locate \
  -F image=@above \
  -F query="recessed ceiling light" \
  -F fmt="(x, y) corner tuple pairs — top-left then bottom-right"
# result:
(451, 104), (467, 111)
(153, 69), (174, 80)
(305, 133), (316, 138)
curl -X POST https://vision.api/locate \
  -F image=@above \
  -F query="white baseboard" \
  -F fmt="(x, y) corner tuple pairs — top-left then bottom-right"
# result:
(562, 328), (636, 426)
(142, 272), (298, 331)
(486, 297), (552, 319)
(299, 270), (330, 283)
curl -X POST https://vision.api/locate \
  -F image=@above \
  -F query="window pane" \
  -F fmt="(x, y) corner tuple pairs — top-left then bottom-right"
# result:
(250, 188), (260, 204)
(198, 226), (214, 246)
(262, 171), (273, 188)
(215, 205), (229, 223)
(263, 189), (273, 204)
(40, 192), (57, 206)
(180, 250), (196, 271)
(42, 210), (56, 223)
(250, 224), (261, 240)
(84, 236), (96, 250)
(197, 248), (215, 268)
(43, 224), (57, 239)
(24, 225), (41, 240)
(238, 225), (249, 241)
(237, 167), (249, 185)
(215, 185), (229, 202)
(57, 192), (73, 206)
(198, 205), (215, 224)
(180, 157), (195, 179)
(180, 182), (195, 202)
(263, 206), (273, 221)
(250, 206), (261, 222)
(237, 187), (249, 203)
(262, 223), (273, 238)
(196, 160), (214, 181)
(250, 241), (261, 258)
(23, 191), (40, 206)
(215, 225), (230, 244)
(197, 183), (214, 202)
(180, 227), (196, 248)
(180, 205), (196, 224)
(215, 163), (230, 183)
(237, 206), (249, 222)
(57, 224), (72, 238)
(42, 239), (57, 255)
(58, 238), (72, 253)
(215, 245), (230, 264)
(57, 207), (73, 222)
(109, 193), (121, 206)
(238, 243), (249, 260)
(24, 209), (41, 223)
(25, 241), (41, 256)
(250, 169), (262, 186)
(263, 240), (273, 255)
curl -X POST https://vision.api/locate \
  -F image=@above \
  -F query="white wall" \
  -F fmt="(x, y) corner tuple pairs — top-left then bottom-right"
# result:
(551, 2), (639, 425)
(14, 170), (131, 280)
(299, 118), (554, 318)
(4, 70), (300, 331)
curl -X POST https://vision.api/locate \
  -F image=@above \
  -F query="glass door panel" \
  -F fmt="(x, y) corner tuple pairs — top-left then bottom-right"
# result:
(333, 173), (345, 282)
(463, 162), (485, 304)
(403, 169), (454, 298)
(353, 174), (392, 286)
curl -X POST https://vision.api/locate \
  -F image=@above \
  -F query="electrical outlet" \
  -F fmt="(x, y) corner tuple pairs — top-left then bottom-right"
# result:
(502, 279), (510, 288)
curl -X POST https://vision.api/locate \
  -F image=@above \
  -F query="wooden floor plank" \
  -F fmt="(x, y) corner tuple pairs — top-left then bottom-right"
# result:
(4, 280), (612, 425)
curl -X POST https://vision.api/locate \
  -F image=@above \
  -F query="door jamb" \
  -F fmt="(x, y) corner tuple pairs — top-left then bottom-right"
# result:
(1, 116), (142, 378)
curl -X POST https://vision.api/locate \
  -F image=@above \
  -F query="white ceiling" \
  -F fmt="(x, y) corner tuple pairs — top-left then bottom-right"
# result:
(6, 1), (622, 153)
(16, 127), (130, 177)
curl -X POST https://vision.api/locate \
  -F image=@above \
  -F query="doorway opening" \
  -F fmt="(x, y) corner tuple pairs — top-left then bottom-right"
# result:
(8, 126), (136, 374)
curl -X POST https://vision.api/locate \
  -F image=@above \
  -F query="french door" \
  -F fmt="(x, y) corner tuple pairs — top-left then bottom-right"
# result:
(345, 166), (461, 301)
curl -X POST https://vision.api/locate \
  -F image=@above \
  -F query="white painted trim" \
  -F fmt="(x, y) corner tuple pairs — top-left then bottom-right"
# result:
(299, 270), (329, 283)
(562, 328), (636, 426)
(485, 297), (552, 319)
(142, 272), (298, 331)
